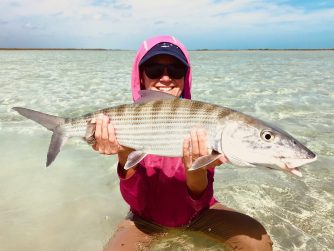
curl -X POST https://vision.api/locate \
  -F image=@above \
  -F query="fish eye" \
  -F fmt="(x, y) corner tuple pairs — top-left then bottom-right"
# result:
(261, 130), (275, 142)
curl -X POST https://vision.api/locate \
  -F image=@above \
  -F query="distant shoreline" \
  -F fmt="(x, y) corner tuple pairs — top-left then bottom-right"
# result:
(0, 48), (120, 51)
(0, 48), (333, 51)
(194, 48), (334, 51)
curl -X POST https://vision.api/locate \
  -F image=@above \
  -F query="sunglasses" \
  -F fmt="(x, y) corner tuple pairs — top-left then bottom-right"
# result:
(142, 63), (187, 79)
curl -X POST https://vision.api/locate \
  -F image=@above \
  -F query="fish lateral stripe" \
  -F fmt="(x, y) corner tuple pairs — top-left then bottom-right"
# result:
(12, 91), (317, 176)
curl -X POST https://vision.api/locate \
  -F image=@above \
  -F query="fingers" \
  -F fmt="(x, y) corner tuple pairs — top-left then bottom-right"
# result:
(101, 115), (109, 144)
(93, 114), (119, 155)
(107, 123), (119, 154)
(183, 135), (191, 169)
(183, 128), (208, 169)
(94, 114), (103, 144)
(197, 129), (208, 156)
(191, 128), (208, 159)
(185, 128), (228, 169)
(95, 114), (107, 154)
(190, 129), (199, 159)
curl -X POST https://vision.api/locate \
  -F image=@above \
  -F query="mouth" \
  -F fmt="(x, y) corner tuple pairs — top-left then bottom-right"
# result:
(156, 86), (173, 92)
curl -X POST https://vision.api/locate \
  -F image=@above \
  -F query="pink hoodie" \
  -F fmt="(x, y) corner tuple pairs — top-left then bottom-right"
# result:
(118, 35), (217, 227)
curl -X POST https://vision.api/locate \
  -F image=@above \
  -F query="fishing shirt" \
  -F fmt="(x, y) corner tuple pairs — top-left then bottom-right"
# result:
(118, 35), (217, 227)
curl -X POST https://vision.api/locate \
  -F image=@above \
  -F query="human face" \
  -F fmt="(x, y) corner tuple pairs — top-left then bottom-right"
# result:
(141, 55), (187, 97)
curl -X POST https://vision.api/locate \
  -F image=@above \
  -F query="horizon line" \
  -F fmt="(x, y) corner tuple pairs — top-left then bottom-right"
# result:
(0, 48), (333, 51)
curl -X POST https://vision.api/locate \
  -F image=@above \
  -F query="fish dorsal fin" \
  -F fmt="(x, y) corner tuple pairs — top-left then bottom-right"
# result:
(135, 90), (177, 104)
(124, 151), (147, 170)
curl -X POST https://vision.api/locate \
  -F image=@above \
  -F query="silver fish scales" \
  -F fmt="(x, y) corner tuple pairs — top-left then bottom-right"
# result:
(12, 90), (317, 176)
(107, 99), (224, 156)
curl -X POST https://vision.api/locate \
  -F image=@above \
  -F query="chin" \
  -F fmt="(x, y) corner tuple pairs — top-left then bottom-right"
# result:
(154, 88), (181, 97)
(168, 90), (182, 97)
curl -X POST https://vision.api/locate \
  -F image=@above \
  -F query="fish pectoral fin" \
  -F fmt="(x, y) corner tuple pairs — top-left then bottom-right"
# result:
(189, 152), (223, 171)
(124, 151), (147, 170)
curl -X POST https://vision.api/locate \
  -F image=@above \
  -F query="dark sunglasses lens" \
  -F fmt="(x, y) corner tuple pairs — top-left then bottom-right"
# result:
(144, 64), (164, 79)
(167, 64), (187, 79)
(143, 63), (187, 79)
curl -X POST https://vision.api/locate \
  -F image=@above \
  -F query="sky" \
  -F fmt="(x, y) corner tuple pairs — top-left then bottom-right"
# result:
(0, 0), (333, 49)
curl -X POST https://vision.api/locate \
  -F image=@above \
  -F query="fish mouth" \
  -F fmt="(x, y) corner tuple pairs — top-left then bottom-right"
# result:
(283, 165), (303, 177)
(275, 155), (318, 177)
(264, 164), (303, 177)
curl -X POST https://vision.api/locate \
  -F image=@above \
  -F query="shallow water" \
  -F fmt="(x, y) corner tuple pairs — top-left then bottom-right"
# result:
(0, 50), (333, 250)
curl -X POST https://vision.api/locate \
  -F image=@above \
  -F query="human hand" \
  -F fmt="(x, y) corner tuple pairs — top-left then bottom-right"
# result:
(91, 114), (119, 154)
(91, 114), (136, 178)
(91, 114), (132, 156)
(182, 128), (227, 171)
(182, 128), (227, 198)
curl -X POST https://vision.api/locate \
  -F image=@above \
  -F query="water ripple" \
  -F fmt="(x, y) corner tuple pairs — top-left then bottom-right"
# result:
(0, 50), (333, 251)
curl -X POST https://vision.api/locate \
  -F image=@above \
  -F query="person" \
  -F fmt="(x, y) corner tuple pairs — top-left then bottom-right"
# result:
(93, 35), (273, 251)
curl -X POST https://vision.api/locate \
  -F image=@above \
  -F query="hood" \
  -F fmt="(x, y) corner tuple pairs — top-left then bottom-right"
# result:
(131, 35), (192, 101)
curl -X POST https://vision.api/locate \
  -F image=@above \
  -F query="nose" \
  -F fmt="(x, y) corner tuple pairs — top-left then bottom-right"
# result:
(160, 68), (172, 81)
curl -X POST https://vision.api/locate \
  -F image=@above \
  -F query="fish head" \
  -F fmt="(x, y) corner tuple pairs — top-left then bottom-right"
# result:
(220, 115), (317, 177)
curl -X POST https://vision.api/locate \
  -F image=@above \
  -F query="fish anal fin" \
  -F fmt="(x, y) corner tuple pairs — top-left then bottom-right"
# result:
(124, 151), (147, 170)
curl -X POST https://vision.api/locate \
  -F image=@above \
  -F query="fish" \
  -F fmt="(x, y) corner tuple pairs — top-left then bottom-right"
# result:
(12, 90), (317, 177)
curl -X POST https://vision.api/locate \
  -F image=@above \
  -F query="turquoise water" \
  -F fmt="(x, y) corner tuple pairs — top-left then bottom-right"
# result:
(0, 50), (333, 250)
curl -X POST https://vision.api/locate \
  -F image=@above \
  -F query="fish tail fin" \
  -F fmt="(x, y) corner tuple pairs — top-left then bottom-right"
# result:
(12, 107), (65, 131)
(47, 133), (68, 167)
(12, 107), (67, 167)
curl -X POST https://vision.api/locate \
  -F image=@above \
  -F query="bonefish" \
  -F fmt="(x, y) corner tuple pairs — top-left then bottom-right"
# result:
(12, 90), (317, 176)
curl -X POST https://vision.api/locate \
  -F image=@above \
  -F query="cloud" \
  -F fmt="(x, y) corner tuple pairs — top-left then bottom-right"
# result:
(22, 22), (46, 30)
(0, 0), (333, 48)
(0, 20), (9, 25)
(51, 11), (64, 17)
(113, 2), (131, 10)
(2, 0), (333, 29)
(8, 1), (21, 7)
(91, 0), (115, 6)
